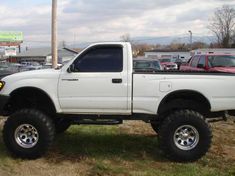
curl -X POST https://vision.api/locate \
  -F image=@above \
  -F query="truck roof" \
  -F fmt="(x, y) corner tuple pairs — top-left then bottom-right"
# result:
(88, 41), (130, 47)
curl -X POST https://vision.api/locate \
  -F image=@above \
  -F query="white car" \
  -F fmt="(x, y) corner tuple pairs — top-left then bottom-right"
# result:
(159, 58), (178, 70)
(0, 42), (235, 161)
(20, 62), (42, 71)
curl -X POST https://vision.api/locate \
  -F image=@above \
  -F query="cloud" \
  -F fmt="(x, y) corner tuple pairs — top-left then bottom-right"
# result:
(0, 0), (235, 47)
(63, 0), (189, 14)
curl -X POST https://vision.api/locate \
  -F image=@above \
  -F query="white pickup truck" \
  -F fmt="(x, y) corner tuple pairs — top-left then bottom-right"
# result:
(0, 42), (234, 161)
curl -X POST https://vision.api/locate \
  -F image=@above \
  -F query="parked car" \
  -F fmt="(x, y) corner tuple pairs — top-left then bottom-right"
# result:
(42, 63), (63, 69)
(9, 63), (22, 73)
(20, 62), (42, 71)
(0, 64), (14, 79)
(159, 58), (178, 70)
(133, 59), (162, 71)
(0, 62), (21, 78)
(180, 54), (235, 73)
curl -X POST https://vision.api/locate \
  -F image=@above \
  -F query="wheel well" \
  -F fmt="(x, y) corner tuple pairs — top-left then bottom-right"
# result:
(158, 90), (211, 116)
(5, 87), (56, 116)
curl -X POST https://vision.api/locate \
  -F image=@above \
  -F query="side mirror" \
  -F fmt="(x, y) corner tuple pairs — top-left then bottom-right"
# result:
(197, 64), (205, 69)
(67, 64), (75, 73)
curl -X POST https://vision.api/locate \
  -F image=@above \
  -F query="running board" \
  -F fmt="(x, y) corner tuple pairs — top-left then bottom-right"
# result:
(74, 119), (123, 125)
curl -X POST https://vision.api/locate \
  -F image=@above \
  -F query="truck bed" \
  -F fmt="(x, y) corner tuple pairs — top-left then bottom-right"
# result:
(133, 70), (235, 114)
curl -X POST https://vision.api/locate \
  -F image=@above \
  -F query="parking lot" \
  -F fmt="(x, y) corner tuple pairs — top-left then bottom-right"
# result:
(0, 117), (234, 176)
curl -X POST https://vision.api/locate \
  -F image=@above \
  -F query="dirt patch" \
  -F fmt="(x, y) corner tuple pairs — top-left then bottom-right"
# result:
(210, 119), (235, 161)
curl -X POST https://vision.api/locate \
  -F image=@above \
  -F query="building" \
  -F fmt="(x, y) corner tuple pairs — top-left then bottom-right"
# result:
(144, 49), (191, 62)
(190, 48), (235, 56)
(7, 47), (78, 64)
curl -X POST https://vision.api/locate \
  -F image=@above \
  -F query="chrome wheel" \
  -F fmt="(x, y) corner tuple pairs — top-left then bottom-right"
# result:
(14, 124), (39, 148)
(174, 125), (199, 151)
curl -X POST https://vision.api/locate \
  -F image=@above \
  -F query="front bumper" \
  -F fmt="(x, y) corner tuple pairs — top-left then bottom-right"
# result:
(0, 95), (9, 116)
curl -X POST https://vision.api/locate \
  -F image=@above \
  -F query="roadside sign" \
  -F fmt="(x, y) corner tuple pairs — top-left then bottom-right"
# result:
(0, 42), (21, 46)
(5, 47), (17, 56)
(0, 32), (23, 42)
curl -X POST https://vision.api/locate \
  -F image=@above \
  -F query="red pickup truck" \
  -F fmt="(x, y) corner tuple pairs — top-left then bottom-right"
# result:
(180, 54), (235, 73)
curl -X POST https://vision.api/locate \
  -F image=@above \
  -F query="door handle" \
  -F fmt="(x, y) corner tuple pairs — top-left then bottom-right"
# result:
(112, 78), (122, 84)
(62, 79), (79, 81)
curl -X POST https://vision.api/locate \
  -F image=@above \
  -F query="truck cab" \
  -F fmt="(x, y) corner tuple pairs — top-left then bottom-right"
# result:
(58, 42), (133, 114)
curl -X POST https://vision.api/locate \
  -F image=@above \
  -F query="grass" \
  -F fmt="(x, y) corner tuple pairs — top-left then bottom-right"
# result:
(0, 119), (235, 176)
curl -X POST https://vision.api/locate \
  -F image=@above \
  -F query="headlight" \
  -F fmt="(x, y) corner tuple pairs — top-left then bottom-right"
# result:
(0, 81), (5, 91)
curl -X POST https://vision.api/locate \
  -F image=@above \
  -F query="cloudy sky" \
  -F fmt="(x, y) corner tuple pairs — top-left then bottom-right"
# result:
(0, 0), (235, 47)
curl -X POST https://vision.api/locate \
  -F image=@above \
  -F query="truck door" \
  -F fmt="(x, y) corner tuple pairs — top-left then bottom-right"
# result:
(58, 44), (129, 114)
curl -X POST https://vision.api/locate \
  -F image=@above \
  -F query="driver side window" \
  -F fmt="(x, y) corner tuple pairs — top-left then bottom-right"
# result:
(73, 45), (123, 72)
(191, 56), (199, 67)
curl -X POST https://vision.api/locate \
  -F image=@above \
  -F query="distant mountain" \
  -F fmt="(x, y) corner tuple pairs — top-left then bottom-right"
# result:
(131, 36), (216, 45)
(21, 35), (217, 50)
(69, 35), (216, 49)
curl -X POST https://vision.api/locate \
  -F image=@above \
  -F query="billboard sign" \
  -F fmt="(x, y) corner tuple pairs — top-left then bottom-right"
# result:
(0, 42), (21, 46)
(0, 32), (23, 42)
(5, 46), (17, 56)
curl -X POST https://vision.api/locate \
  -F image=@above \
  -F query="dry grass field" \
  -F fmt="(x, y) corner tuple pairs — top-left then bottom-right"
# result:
(0, 118), (235, 176)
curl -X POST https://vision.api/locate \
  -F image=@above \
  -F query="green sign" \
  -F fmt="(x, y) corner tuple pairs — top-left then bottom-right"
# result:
(0, 32), (23, 42)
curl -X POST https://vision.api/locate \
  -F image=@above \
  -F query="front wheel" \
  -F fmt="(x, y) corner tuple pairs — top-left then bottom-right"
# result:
(158, 110), (212, 162)
(54, 118), (71, 134)
(3, 109), (55, 159)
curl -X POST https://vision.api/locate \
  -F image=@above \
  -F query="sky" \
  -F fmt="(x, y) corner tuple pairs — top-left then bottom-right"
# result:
(0, 0), (235, 48)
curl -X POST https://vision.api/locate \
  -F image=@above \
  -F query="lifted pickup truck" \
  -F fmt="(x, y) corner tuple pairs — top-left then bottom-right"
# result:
(0, 42), (234, 161)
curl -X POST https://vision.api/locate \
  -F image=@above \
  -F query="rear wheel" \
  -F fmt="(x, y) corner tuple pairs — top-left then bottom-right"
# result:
(158, 110), (212, 162)
(150, 122), (161, 134)
(3, 109), (55, 159)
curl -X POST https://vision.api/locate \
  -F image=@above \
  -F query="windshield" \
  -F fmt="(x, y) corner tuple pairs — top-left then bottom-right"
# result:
(208, 55), (235, 67)
(159, 58), (171, 62)
(134, 61), (151, 69)
(0, 65), (8, 70)
(31, 62), (40, 66)
(134, 60), (161, 70)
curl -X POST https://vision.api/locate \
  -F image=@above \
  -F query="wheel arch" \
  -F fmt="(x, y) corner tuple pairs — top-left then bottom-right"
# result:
(157, 89), (211, 116)
(5, 86), (57, 116)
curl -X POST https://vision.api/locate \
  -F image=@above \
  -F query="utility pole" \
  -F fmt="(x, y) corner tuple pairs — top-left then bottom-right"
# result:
(188, 30), (192, 51)
(52, 0), (58, 68)
(18, 44), (21, 53)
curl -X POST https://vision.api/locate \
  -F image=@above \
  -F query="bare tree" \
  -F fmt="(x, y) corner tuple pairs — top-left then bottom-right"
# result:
(209, 5), (235, 48)
(168, 40), (187, 50)
(192, 42), (209, 49)
(132, 43), (156, 57)
(120, 33), (131, 42)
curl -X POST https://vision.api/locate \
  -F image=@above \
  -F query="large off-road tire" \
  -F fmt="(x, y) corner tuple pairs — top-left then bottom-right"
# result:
(150, 122), (161, 134)
(3, 109), (55, 159)
(158, 110), (212, 162)
(55, 118), (71, 134)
